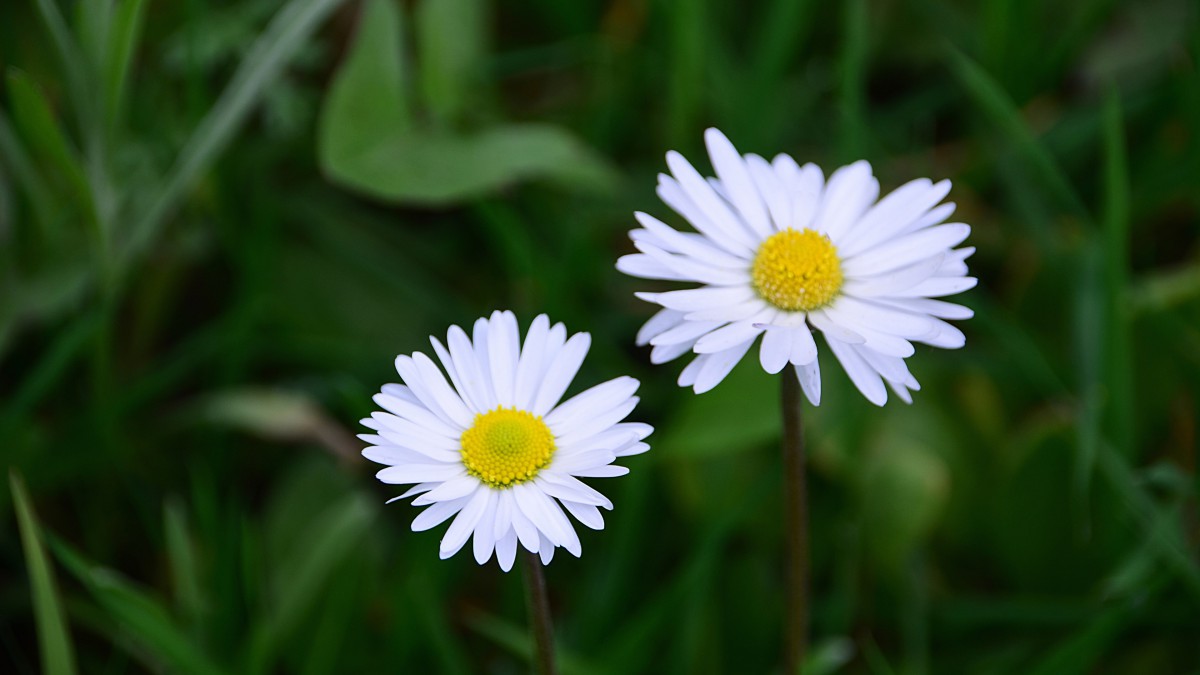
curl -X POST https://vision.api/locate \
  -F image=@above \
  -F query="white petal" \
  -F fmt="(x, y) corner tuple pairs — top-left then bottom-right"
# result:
(875, 296), (974, 320)
(789, 324), (819, 365)
(634, 240), (749, 285)
(496, 529), (519, 571)
(472, 491), (499, 564)
(493, 490), (515, 539)
(808, 308), (865, 344)
(838, 179), (952, 257)
(532, 332), (591, 415)
(694, 338), (755, 393)
(376, 464), (464, 485)
(510, 497), (541, 553)
(572, 464), (631, 478)
(705, 128), (772, 238)
(759, 327), (792, 374)
(429, 336), (476, 413)
(841, 253), (945, 298)
(841, 223), (971, 277)
(814, 161), (877, 240)
(826, 338), (887, 406)
(893, 276), (977, 298)
(362, 445), (429, 466)
(411, 495), (471, 532)
(616, 253), (687, 281)
(795, 359), (821, 406)
(413, 476), (478, 505)
(825, 297), (934, 339)
(638, 286), (756, 312)
(561, 500), (605, 530)
(678, 354), (708, 387)
(373, 393), (459, 439)
(471, 318), (498, 407)
(513, 314), (551, 409)
(684, 296), (768, 322)
(545, 376), (639, 433)
(651, 340), (698, 364)
(488, 311), (520, 407)
(537, 474), (612, 509)
(632, 212), (747, 268)
(636, 308), (687, 346)
(745, 153), (791, 234)
(439, 488), (491, 558)
(694, 317), (768, 354)
(775, 158), (825, 231)
(650, 319), (724, 347)
(663, 154), (757, 253)
(409, 352), (474, 428)
(901, 201), (956, 236)
(538, 534), (555, 565)
(448, 324), (493, 411)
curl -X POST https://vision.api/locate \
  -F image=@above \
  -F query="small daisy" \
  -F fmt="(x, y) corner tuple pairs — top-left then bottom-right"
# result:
(360, 311), (651, 572)
(618, 128), (976, 405)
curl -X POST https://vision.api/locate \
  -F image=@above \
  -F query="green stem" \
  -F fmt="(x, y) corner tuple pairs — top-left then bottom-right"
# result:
(782, 372), (810, 674)
(521, 550), (558, 675)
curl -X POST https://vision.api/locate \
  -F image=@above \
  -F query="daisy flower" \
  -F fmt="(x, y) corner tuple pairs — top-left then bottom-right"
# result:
(618, 128), (975, 405)
(360, 311), (651, 572)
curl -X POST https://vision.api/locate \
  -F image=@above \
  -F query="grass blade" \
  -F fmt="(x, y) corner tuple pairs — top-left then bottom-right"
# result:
(243, 492), (372, 675)
(104, 0), (149, 137)
(125, 0), (345, 268)
(163, 499), (205, 640)
(945, 46), (1092, 225)
(10, 471), (78, 675)
(50, 534), (225, 675)
(1100, 86), (1133, 454)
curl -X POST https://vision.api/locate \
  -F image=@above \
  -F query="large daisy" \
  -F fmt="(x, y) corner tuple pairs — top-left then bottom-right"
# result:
(360, 311), (651, 571)
(618, 128), (975, 405)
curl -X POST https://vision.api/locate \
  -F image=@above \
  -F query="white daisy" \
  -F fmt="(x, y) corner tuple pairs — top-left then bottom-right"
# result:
(618, 128), (975, 406)
(360, 311), (651, 572)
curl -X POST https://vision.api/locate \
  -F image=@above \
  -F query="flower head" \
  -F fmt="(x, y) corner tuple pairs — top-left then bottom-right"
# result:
(361, 311), (651, 571)
(618, 128), (975, 405)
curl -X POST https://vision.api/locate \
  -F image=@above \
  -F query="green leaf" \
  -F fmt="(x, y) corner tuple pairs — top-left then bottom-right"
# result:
(10, 471), (78, 675)
(416, 0), (485, 127)
(50, 535), (224, 675)
(126, 0), (345, 267)
(319, 0), (412, 155)
(319, 0), (616, 205)
(323, 124), (618, 205)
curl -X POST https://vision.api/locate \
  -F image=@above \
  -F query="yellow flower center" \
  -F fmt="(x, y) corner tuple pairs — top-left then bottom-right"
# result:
(750, 228), (844, 312)
(460, 407), (555, 489)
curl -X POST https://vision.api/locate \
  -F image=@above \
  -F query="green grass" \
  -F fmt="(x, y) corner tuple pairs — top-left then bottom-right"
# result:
(2, 0), (1199, 673)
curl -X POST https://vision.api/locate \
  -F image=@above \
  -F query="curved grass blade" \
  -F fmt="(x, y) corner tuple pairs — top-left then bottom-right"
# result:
(10, 471), (78, 675)
(126, 0), (345, 269)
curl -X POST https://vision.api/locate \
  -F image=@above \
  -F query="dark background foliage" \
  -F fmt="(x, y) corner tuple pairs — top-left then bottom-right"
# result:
(2, 0), (1198, 673)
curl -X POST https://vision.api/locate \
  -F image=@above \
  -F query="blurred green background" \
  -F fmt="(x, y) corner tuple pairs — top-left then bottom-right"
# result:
(2, 0), (1199, 673)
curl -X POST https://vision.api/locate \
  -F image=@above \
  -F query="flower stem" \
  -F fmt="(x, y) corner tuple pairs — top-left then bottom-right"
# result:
(781, 372), (810, 674)
(521, 550), (558, 675)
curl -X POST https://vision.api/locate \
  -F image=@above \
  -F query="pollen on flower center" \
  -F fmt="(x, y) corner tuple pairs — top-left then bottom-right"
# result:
(460, 407), (555, 489)
(750, 228), (844, 312)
